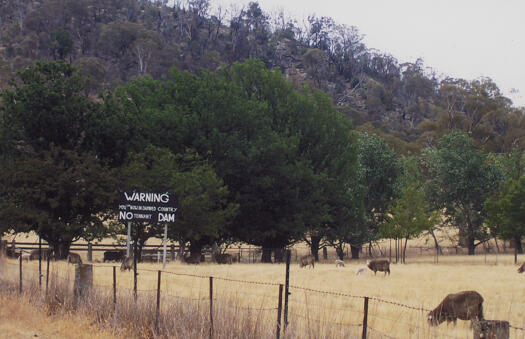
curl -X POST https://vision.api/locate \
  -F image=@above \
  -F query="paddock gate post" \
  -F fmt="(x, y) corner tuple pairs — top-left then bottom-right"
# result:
(284, 249), (291, 329)
(18, 255), (22, 294)
(113, 266), (117, 312)
(156, 270), (161, 332)
(45, 254), (50, 296)
(209, 276), (213, 339)
(362, 296), (369, 339)
(133, 240), (137, 302)
(276, 284), (283, 339)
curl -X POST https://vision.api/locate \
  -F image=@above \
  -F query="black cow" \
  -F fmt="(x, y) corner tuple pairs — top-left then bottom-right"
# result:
(104, 250), (124, 262)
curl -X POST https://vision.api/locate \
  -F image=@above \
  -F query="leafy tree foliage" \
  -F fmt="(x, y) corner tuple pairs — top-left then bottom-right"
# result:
(0, 149), (117, 258)
(486, 177), (525, 256)
(423, 131), (502, 254)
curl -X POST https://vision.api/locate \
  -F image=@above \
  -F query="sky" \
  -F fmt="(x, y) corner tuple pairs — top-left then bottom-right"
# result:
(214, 0), (525, 107)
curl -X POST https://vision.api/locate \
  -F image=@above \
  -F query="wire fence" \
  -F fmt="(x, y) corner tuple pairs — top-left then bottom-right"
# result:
(1, 257), (523, 339)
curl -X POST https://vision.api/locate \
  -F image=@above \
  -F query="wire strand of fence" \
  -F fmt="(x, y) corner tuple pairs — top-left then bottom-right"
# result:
(510, 324), (525, 332)
(289, 285), (364, 299)
(367, 326), (398, 339)
(286, 298), (361, 312)
(369, 296), (432, 312)
(288, 311), (361, 328)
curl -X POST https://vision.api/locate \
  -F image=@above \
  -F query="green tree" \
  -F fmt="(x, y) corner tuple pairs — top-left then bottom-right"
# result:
(0, 61), (99, 155)
(423, 131), (502, 254)
(0, 149), (117, 258)
(486, 177), (525, 259)
(381, 183), (438, 263)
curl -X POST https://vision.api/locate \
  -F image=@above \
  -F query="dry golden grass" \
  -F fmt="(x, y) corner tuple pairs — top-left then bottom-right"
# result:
(0, 292), (123, 339)
(4, 252), (525, 339)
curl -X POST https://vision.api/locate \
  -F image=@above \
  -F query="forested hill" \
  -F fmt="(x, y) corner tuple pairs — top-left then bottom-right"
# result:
(1, 0), (524, 154)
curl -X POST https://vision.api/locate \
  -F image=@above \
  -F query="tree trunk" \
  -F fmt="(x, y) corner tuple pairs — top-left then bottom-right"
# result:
(429, 229), (443, 255)
(51, 240), (72, 260)
(274, 248), (285, 263)
(350, 245), (360, 259)
(189, 241), (202, 259)
(335, 245), (344, 260)
(261, 247), (272, 263)
(467, 234), (476, 255)
(514, 235), (523, 254)
(402, 237), (408, 264)
(309, 235), (321, 261)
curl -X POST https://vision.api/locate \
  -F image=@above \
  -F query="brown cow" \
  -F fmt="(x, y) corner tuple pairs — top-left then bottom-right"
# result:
(215, 253), (233, 264)
(427, 291), (484, 326)
(366, 259), (390, 275)
(517, 262), (525, 273)
(67, 252), (83, 265)
(299, 254), (315, 269)
(120, 255), (134, 271)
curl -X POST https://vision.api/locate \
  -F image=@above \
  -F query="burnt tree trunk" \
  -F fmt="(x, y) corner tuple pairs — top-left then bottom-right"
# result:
(514, 235), (523, 254)
(274, 248), (285, 263)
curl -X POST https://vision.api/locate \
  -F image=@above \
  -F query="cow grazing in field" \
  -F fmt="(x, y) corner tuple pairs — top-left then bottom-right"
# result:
(215, 253), (233, 264)
(518, 262), (525, 273)
(356, 266), (368, 275)
(299, 254), (315, 269)
(20, 252), (31, 262)
(67, 252), (82, 265)
(427, 290), (484, 326)
(335, 259), (345, 267)
(120, 256), (134, 271)
(366, 259), (390, 275)
(103, 251), (124, 262)
(29, 249), (50, 260)
(183, 253), (201, 264)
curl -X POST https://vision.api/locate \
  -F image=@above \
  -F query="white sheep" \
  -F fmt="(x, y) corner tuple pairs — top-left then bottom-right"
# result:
(355, 266), (368, 276)
(335, 259), (345, 267)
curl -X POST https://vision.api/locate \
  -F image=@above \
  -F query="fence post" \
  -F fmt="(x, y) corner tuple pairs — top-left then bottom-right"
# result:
(133, 240), (137, 302)
(73, 264), (93, 310)
(362, 297), (369, 339)
(171, 245), (175, 261)
(209, 276), (213, 339)
(87, 243), (93, 262)
(45, 254), (50, 296)
(19, 255), (22, 294)
(113, 266), (117, 312)
(156, 270), (161, 331)
(276, 284), (283, 339)
(38, 237), (42, 289)
(284, 249), (291, 329)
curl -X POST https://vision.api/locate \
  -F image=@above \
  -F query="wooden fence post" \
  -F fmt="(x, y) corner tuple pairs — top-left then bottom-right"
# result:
(276, 284), (283, 339)
(284, 250), (291, 329)
(362, 297), (369, 339)
(45, 254), (50, 296)
(156, 270), (161, 332)
(473, 320), (509, 339)
(38, 237), (42, 289)
(133, 241), (138, 302)
(0, 240), (7, 256)
(73, 264), (93, 310)
(209, 276), (213, 339)
(170, 245), (175, 261)
(113, 266), (117, 312)
(18, 255), (22, 294)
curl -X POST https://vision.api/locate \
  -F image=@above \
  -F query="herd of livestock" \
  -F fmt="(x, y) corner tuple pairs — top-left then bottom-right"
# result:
(5, 246), (525, 330)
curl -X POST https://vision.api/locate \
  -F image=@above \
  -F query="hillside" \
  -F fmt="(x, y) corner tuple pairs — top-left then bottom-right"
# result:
(1, 0), (524, 154)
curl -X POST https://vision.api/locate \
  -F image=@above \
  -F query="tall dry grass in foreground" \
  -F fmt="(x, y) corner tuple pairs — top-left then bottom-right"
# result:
(2, 254), (525, 338)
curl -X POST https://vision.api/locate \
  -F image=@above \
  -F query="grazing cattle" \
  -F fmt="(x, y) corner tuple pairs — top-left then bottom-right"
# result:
(20, 252), (31, 262)
(29, 249), (54, 261)
(427, 290), (484, 326)
(215, 253), (233, 264)
(120, 256), (134, 271)
(183, 253), (201, 264)
(518, 262), (525, 273)
(103, 251), (124, 263)
(67, 252), (82, 265)
(299, 254), (315, 269)
(366, 259), (390, 275)
(356, 266), (368, 275)
(335, 259), (345, 267)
